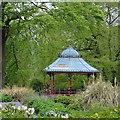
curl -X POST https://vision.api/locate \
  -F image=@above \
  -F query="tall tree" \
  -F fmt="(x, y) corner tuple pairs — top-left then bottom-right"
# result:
(1, 2), (48, 86)
(3, 2), (119, 88)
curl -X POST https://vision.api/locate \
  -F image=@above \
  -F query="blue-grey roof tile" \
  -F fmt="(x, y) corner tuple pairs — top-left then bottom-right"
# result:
(45, 46), (99, 74)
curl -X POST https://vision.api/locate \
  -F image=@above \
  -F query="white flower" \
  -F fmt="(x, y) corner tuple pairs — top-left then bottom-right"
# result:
(22, 105), (27, 110)
(26, 110), (30, 115)
(57, 114), (60, 118)
(17, 106), (21, 110)
(54, 113), (57, 117)
(28, 108), (35, 114)
(65, 114), (68, 118)
(18, 105), (27, 111)
(0, 104), (2, 110)
(11, 106), (15, 109)
(61, 115), (65, 118)
(2, 107), (6, 111)
(61, 114), (69, 118)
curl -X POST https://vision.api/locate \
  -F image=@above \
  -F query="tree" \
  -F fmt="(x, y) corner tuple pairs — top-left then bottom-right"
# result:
(1, 2), (48, 86)
(2, 2), (119, 88)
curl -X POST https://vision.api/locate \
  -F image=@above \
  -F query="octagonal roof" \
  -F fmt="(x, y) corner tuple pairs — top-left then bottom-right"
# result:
(44, 46), (99, 74)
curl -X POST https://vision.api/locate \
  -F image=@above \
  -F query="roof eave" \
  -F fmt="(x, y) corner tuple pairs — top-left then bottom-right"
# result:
(45, 71), (100, 74)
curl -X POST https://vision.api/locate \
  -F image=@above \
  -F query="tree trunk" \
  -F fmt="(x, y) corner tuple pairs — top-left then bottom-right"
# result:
(2, 27), (8, 87)
(0, 28), (2, 89)
(1, 2), (9, 88)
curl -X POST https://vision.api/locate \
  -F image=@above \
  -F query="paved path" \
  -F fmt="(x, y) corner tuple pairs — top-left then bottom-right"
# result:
(0, 102), (22, 108)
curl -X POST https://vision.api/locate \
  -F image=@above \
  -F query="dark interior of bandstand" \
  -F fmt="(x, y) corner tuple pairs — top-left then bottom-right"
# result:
(43, 72), (97, 96)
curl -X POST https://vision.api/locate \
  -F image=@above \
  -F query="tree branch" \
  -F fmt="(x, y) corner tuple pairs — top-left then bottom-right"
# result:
(110, 15), (119, 25)
(12, 42), (19, 70)
(31, 2), (49, 11)
(115, 50), (120, 61)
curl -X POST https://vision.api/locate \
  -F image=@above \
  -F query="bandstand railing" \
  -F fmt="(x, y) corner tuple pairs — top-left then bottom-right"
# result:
(43, 89), (80, 96)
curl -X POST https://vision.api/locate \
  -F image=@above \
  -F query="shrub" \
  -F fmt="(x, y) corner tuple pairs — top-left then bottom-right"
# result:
(54, 95), (74, 107)
(2, 95), (13, 102)
(2, 86), (40, 103)
(0, 90), (13, 102)
(68, 107), (120, 118)
(68, 109), (91, 118)
(67, 102), (81, 110)
(29, 79), (44, 93)
(75, 78), (119, 110)
(91, 107), (120, 118)
(53, 94), (85, 110)
(67, 94), (84, 110)
(27, 98), (68, 116)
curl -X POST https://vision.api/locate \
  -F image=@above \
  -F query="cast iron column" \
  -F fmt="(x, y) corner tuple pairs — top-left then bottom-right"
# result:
(68, 74), (72, 96)
(49, 73), (54, 95)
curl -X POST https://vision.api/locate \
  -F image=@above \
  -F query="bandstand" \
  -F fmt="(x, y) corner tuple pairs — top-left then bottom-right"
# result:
(44, 46), (99, 96)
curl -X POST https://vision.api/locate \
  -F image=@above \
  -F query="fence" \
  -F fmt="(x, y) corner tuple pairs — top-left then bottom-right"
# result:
(43, 89), (80, 96)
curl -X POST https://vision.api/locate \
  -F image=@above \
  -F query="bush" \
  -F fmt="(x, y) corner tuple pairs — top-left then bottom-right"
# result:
(67, 102), (81, 110)
(53, 95), (86, 111)
(91, 107), (120, 118)
(75, 78), (119, 110)
(68, 110), (91, 118)
(68, 107), (120, 118)
(2, 86), (40, 103)
(2, 95), (13, 102)
(54, 95), (74, 107)
(86, 102), (105, 114)
(29, 79), (44, 93)
(27, 99), (68, 116)
(67, 94), (85, 110)
(0, 91), (13, 102)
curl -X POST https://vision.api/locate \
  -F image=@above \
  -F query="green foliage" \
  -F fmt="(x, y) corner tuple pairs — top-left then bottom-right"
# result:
(2, 95), (13, 102)
(68, 107), (120, 118)
(1, 102), (119, 118)
(53, 77), (119, 112)
(54, 95), (74, 106)
(29, 79), (44, 93)
(27, 99), (68, 115)
(54, 94), (83, 110)
(1, 93), (120, 118)
(2, 2), (119, 90)
(91, 107), (120, 118)
(2, 1), (119, 115)
(67, 101), (81, 111)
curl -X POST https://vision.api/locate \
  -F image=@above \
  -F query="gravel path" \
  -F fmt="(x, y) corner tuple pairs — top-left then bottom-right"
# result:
(0, 102), (22, 108)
